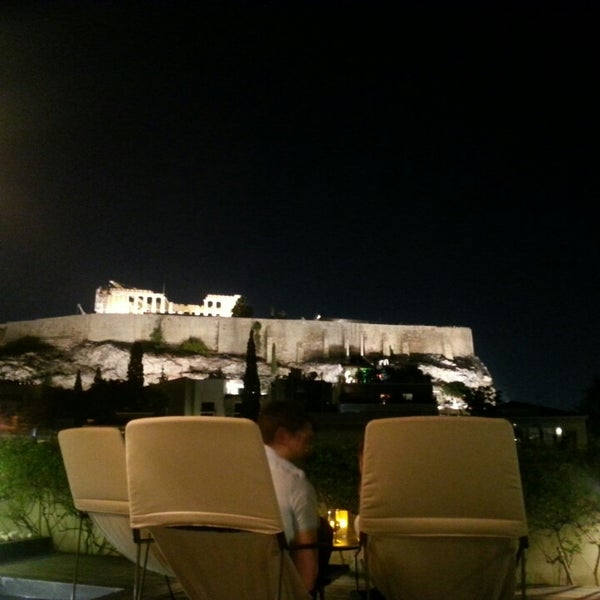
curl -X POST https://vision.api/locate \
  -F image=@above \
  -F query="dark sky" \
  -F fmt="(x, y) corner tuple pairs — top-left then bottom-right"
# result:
(1, 1), (598, 411)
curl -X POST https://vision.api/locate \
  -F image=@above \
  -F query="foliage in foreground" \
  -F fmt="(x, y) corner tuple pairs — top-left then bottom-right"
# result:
(0, 429), (362, 552)
(0, 436), (112, 554)
(520, 443), (600, 585)
(304, 433), (362, 515)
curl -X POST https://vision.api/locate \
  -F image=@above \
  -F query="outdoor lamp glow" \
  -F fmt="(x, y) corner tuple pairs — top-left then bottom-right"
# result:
(335, 509), (348, 539)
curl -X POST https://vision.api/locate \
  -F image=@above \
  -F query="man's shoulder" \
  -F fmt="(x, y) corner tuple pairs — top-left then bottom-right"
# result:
(265, 445), (308, 481)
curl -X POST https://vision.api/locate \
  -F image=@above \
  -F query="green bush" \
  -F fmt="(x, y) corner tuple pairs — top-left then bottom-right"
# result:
(0, 436), (73, 538)
(519, 443), (600, 585)
(177, 336), (210, 355)
(0, 336), (58, 357)
(304, 433), (362, 515)
(0, 436), (112, 554)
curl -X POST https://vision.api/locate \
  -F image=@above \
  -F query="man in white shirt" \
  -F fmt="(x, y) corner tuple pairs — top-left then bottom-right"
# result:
(257, 400), (320, 593)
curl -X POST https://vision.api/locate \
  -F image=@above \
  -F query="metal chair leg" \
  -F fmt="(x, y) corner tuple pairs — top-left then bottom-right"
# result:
(70, 512), (84, 600)
(132, 528), (155, 600)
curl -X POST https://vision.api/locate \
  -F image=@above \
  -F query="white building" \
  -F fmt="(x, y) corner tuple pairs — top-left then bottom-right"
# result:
(94, 281), (241, 318)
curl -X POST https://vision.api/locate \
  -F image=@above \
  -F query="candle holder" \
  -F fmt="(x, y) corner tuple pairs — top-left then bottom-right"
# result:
(327, 508), (349, 542)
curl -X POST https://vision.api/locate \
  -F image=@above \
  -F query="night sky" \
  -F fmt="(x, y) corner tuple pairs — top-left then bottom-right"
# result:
(1, 1), (598, 411)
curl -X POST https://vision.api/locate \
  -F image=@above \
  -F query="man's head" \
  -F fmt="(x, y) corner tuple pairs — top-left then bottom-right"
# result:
(257, 400), (314, 463)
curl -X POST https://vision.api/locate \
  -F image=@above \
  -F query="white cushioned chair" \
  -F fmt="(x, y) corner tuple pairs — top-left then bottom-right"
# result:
(125, 416), (311, 600)
(358, 416), (528, 600)
(58, 426), (174, 600)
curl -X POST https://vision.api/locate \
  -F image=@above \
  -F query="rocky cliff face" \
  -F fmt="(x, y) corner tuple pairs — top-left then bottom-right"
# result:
(0, 341), (494, 412)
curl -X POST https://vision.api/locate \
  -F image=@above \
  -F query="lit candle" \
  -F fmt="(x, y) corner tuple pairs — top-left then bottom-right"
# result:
(335, 509), (348, 539)
(327, 508), (337, 531)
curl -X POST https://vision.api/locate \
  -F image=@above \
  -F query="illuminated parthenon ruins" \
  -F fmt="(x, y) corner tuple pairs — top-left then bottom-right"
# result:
(94, 280), (241, 318)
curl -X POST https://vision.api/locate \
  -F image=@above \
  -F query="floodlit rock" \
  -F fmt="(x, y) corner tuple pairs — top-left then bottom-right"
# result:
(0, 341), (494, 413)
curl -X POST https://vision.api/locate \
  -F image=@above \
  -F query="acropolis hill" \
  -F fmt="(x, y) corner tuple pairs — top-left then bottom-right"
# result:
(0, 284), (493, 405)
(0, 313), (474, 364)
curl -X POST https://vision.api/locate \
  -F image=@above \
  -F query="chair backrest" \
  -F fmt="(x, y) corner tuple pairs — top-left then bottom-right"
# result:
(359, 416), (528, 600)
(59, 427), (129, 516)
(125, 416), (310, 600)
(58, 426), (171, 575)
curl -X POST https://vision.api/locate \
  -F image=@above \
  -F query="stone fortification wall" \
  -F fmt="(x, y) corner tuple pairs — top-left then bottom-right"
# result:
(0, 314), (474, 362)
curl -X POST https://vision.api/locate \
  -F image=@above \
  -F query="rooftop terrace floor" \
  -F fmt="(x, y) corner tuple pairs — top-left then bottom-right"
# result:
(1, 552), (599, 599)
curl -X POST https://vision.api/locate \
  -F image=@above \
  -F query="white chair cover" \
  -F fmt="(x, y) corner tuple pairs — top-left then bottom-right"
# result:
(125, 416), (311, 600)
(359, 416), (528, 600)
(58, 426), (172, 576)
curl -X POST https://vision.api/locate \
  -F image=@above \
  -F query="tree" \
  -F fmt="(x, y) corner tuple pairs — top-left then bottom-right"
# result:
(579, 377), (600, 438)
(231, 296), (253, 317)
(149, 321), (165, 351)
(127, 341), (144, 389)
(72, 370), (84, 425)
(93, 367), (103, 386)
(240, 328), (261, 421)
(73, 370), (83, 395)
(520, 446), (595, 585)
(464, 386), (497, 416)
(270, 343), (278, 376)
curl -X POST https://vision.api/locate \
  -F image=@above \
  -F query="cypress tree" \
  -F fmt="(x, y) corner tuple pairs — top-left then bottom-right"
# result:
(240, 328), (261, 421)
(74, 370), (83, 394)
(93, 367), (103, 386)
(127, 341), (145, 389)
(270, 342), (278, 376)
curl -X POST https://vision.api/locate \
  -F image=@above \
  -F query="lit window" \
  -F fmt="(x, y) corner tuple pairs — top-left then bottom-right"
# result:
(379, 393), (391, 405)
